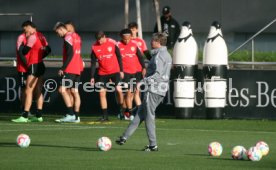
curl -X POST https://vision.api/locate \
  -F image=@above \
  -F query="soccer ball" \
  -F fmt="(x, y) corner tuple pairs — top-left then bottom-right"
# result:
(16, 134), (31, 148)
(208, 142), (223, 156)
(231, 146), (247, 160)
(247, 146), (262, 161)
(97, 137), (112, 151)
(255, 141), (269, 156)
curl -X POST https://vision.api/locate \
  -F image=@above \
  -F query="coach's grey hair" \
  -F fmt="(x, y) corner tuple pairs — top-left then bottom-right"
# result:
(152, 33), (167, 46)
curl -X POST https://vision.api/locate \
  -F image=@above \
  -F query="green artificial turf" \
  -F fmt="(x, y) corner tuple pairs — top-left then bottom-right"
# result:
(0, 115), (276, 170)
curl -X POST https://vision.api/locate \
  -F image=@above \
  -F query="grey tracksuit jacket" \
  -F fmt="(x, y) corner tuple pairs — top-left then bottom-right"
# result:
(143, 46), (172, 96)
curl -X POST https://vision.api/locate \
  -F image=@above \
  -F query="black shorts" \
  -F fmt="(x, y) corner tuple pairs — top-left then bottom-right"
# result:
(18, 72), (27, 88)
(27, 62), (45, 77)
(135, 72), (143, 82)
(95, 73), (121, 89)
(122, 73), (138, 91)
(60, 72), (81, 89)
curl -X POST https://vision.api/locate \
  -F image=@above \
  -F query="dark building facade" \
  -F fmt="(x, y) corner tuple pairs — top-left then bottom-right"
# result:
(0, 0), (275, 56)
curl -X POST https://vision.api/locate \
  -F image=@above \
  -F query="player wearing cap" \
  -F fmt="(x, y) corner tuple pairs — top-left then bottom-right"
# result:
(90, 31), (124, 121)
(117, 28), (146, 120)
(12, 20), (51, 123)
(154, 6), (180, 49)
(54, 22), (83, 123)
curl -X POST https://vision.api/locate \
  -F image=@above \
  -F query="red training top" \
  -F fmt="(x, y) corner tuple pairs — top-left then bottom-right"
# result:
(26, 31), (48, 66)
(62, 32), (82, 75)
(132, 37), (147, 53)
(117, 40), (141, 74)
(91, 38), (120, 75)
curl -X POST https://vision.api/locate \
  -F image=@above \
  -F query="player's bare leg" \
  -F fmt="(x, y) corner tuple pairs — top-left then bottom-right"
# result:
(116, 85), (124, 106)
(125, 90), (134, 119)
(27, 76), (44, 122)
(67, 89), (74, 106)
(35, 77), (44, 110)
(12, 75), (39, 122)
(99, 88), (108, 121)
(59, 86), (73, 107)
(24, 75), (38, 113)
(71, 88), (81, 122)
(116, 85), (126, 120)
(134, 88), (141, 106)
(19, 87), (26, 113)
(55, 86), (76, 123)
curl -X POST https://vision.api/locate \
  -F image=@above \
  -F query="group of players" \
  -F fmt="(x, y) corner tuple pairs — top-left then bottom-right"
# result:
(11, 19), (173, 152)
(12, 20), (149, 123)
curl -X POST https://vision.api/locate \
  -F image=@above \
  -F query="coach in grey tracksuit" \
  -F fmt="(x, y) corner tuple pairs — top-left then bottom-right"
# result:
(119, 33), (172, 150)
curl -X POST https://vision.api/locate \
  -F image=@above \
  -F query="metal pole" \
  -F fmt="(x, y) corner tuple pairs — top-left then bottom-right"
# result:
(136, 0), (143, 38)
(153, 0), (161, 32)
(124, 0), (129, 28)
(252, 39), (255, 69)
(229, 17), (276, 56)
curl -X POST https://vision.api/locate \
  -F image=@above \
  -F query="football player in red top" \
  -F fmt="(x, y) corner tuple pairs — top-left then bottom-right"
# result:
(54, 22), (83, 123)
(128, 22), (148, 119)
(90, 31), (124, 121)
(117, 28), (146, 120)
(63, 21), (84, 122)
(12, 21), (51, 123)
(16, 33), (28, 113)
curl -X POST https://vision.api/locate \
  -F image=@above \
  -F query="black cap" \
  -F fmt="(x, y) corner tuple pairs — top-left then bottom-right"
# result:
(182, 21), (191, 28)
(53, 22), (66, 31)
(120, 28), (132, 36)
(95, 31), (106, 40)
(211, 21), (221, 29)
(162, 6), (170, 15)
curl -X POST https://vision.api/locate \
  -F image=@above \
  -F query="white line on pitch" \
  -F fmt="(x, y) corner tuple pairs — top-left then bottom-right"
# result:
(0, 126), (103, 132)
(0, 123), (275, 134)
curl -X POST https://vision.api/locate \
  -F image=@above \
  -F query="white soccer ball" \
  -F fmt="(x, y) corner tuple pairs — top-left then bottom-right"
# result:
(247, 146), (262, 161)
(255, 141), (269, 156)
(231, 145), (247, 160)
(16, 134), (31, 148)
(208, 141), (223, 156)
(97, 136), (112, 151)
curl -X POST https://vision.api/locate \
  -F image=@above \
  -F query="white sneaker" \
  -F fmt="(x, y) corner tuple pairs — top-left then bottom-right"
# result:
(55, 114), (76, 123)
(73, 117), (80, 123)
(124, 115), (130, 120)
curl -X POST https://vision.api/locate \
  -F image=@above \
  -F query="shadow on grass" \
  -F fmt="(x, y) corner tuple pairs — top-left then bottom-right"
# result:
(0, 142), (141, 152)
(0, 142), (98, 151)
(206, 157), (237, 161)
(0, 142), (18, 147)
(183, 153), (208, 157)
(185, 153), (240, 162)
